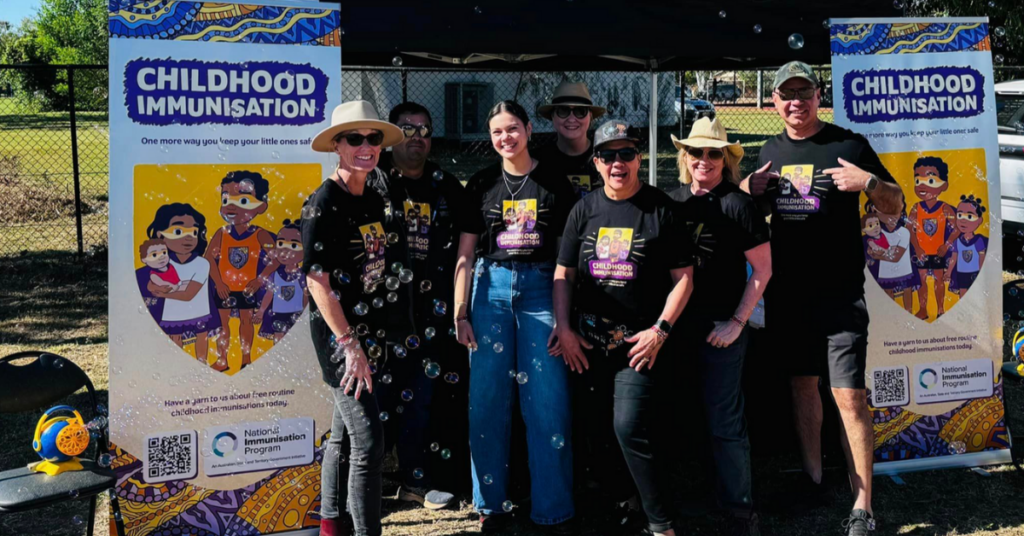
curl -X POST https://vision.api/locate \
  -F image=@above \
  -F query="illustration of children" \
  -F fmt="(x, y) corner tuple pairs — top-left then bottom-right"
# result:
(407, 204), (421, 234)
(792, 166), (812, 195)
(140, 239), (185, 292)
(945, 195), (988, 297)
(257, 220), (308, 342)
(525, 207), (537, 232)
(143, 203), (218, 366)
(516, 200), (530, 231)
(504, 206), (518, 231)
(908, 156), (958, 319)
(204, 171), (279, 370)
(870, 198), (918, 314)
(419, 212), (430, 236)
(596, 235), (611, 260)
(861, 214), (886, 280)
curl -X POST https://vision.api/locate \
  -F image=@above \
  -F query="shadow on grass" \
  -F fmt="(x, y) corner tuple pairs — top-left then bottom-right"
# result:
(0, 249), (108, 347)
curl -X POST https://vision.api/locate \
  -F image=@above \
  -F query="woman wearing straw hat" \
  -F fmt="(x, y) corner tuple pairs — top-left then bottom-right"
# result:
(536, 81), (607, 199)
(303, 100), (404, 536)
(553, 118), (695, 536)
(668, 117), (771, 536)
(453, 100), (579, 534)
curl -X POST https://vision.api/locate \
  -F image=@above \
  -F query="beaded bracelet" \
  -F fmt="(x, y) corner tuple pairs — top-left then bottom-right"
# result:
(651, 325), (669, 341)
(730, 315), (747, 328)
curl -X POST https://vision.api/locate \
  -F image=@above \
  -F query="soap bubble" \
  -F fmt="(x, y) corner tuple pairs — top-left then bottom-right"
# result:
(394, 346), (407, 358)
(994, 27), (1006, 37)
(482, 335), (492, 345)
(314, 242), (324, 251)
(354, 302), (369, 316)
(502, 500), (514, 512)
(399, 269), (414, 284)
(441, 448), (451, 460)
(420, 280), (432, 292)
(433, 301), (448, 316)
(402, 389), (414, 402)
(387, 232), (399, 244)
(516, 372), (528, 384)
(718, 10), (726, 18)
(368, 346), (382, 359)
(391, 262), (403, 274)
(387, 292), (398, 303)
(995, 54), (1005, 64)
(372, 297), (384, 308)
(425, 327), (436, 339)
(788, 33), (805, 50)
(753, 24), (762, 34)
(483, 474), (494, 485)
(425, 361), (441, 378)
(413, 467), (424, 479)
(491, 324), (502, 334)
(392, 56), (403, 67)
(433, 170), (444, 181)
(386, 276), (400, 290)
(379, 412), (389, 422)
(376, 329), (386, 338)
(406, 335), (421, 349)
(356, 323), (370, 336)
(473, 6), (482, 14)
(334, 270), (351, 284)
(893, 0), (905, 8)
(98, 453), (113, 467)
(72, 516), (83, 526)
(444, 372), (460, 384)
(396, 405), (405, 414)
(431, 442), (440, 452)
(382, 374), (393, 384)
(550, 434), (565, 449)
(310, 264), (323, 276)
(493, 342), (504, 353)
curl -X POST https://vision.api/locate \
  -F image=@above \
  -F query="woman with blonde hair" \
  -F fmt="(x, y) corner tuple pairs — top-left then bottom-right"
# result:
(668, 117), (772, 536)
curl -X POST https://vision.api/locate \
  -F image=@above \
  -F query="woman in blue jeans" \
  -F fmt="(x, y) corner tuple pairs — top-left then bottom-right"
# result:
(552, 119), (695, 536)
(669, 117), (772, 536)
(454, 100), (579, 534)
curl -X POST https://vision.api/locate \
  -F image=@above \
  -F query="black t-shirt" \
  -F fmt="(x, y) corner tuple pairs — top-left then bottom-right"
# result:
(301, 178), (411, 387)
(671, 180), (770, 324)
(535, 142), (604, 200)
(558, 184), (694, 343)
(755, 123), (896, 303)
(464, 160), (578, 263)
(371, 153), (475, 334)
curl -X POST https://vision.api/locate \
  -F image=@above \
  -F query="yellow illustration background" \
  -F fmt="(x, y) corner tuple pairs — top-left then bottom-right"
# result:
(134, 163), (322, 374)
(596, 227), (634, 260)
(863, 148), (988, 322)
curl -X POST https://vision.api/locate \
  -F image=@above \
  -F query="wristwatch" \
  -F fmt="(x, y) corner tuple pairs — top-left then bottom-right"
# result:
(865, 174), (879, 193)
(655, 319), (673, 334)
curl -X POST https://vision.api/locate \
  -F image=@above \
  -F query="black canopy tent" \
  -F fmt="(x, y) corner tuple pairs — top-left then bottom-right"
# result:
(333, 0), (903, 71)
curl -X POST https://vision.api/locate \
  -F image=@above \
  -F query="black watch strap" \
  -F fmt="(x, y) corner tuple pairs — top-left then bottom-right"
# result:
(656, 319), (673, 334)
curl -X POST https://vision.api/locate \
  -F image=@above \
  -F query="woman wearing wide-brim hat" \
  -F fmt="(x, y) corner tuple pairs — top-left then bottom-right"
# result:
(302, 100), (405, 536)
(668, 117), (771, 536)
(536, 81), (608, 199)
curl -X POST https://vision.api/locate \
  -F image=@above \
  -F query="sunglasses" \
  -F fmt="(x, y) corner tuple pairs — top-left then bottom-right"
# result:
(400, 124), (432, 139)
(338, 132), (384, 147)
(685, 147), (725, 161)
(596, 147), (640, 163)
(775, 87), (817, 101)
(554, 106), (590, 119)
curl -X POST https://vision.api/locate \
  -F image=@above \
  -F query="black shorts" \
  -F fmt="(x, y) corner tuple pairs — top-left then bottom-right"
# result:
(222, 290), (259, 310)
(767, 297), (869, 389)
(916, 254), (948, 271)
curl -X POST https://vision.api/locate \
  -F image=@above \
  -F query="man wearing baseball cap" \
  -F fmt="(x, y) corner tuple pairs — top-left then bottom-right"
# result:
(741, 61), (904, 536)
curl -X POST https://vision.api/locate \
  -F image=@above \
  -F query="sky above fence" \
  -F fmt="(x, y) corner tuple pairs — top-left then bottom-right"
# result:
(2, 0), (41, 27)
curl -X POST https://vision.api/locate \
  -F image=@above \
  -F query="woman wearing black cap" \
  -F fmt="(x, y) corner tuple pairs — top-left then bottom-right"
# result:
(552, 119), (695, 536)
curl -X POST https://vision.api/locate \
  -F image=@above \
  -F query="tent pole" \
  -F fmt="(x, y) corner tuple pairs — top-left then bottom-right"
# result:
(757, 70), (763, 108)
(649, 70), (658, 187)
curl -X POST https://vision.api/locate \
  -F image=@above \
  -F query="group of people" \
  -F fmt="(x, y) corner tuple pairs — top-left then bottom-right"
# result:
(302, 61), (902, 536)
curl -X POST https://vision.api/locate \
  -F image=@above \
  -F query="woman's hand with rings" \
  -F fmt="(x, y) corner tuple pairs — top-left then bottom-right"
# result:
(548, 324), (592, 374)
(456, 318), (478, 351)
(625, 329), (664, 371)
(707, 320), (742, 349)
(340, 345), (373, 400)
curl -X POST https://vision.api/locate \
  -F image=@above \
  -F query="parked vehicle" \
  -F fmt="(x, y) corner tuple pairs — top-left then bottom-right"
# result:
(997, 79), (1024, 269)
(675, 86), (716, 131)
(713, 83), (739, 103)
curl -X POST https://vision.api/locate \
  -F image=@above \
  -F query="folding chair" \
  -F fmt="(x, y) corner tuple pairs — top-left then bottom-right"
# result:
(0, 351), (126, 536)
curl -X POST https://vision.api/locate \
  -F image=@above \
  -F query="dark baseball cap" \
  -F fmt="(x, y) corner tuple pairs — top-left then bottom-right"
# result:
(593, 119), (641, 150)
(773, 61), (820, 89)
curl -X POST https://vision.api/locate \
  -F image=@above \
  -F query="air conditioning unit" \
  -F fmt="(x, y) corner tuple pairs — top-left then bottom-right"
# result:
(444, 82), (494, 141)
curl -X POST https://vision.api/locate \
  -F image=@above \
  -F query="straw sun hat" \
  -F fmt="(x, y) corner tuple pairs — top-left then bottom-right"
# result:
(670, 117), (743, 159)
(311, 100), (404, 153)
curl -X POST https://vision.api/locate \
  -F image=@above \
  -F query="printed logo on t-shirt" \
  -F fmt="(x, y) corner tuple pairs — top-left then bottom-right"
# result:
(403, 200), (431, 258)
(497, 199), (543, 250)
(569, 175), (592, 195)
(690, 222), (716, 268)
(772, 163), (825, 215)
(357, 222), (386, 290)
(584, 227), (640, 283)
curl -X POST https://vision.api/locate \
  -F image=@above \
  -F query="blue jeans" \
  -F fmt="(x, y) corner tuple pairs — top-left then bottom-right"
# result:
(468, 258), (574, 524)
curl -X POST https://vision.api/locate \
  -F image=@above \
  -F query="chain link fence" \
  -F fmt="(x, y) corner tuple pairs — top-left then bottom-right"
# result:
(2, 64), (1022, 257)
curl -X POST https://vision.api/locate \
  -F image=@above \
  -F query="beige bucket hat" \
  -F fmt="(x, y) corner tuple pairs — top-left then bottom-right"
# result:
(537, 81), (607, 120)
(670, 117), (743, 159)
(311, 100), (404, 153)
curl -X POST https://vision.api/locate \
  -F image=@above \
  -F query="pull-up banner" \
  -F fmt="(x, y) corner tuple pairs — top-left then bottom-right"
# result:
(108, 1), (341, 534)
(830, 18), (1011, 474)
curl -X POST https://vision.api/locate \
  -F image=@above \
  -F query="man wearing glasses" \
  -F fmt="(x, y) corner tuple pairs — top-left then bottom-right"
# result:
(741, 61), (904, 536)
(368, 101), (475, 512)
(537, 81), (607, 199)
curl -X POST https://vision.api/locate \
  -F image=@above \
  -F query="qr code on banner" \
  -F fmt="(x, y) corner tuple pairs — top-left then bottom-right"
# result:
(142, 430), (198, 483)
(871, 366), (910, 408)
